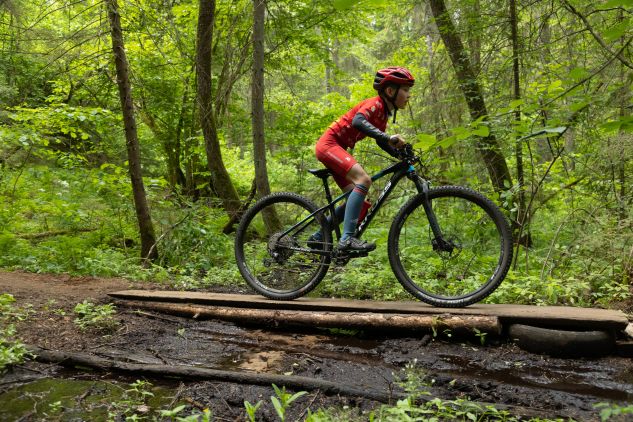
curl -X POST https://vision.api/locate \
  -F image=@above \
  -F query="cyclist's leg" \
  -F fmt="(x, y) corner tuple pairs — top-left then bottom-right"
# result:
(308, 203), (345, 249)
(313, 138), (356, 244)
(340, 164), (374, 250)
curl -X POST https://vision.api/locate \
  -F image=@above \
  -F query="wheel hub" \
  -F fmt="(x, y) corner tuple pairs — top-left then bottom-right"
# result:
(267, 232), (298, 264)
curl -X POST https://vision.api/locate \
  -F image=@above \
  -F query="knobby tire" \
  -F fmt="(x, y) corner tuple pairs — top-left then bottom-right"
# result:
(388, 186), (512, 307)
(234, 192), (332, 300)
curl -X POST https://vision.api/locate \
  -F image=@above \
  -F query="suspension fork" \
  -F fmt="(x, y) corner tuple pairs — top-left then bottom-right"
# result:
(410, 171), (453, 252)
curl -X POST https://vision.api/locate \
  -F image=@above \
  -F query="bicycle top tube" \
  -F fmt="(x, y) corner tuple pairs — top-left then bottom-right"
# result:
(325, 160), (412, 205)
(371, 160), (410, 182)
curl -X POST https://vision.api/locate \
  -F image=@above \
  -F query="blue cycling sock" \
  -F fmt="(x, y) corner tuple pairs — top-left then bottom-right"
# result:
(341, 184), (368, 241)
(311, 204), (345, 241)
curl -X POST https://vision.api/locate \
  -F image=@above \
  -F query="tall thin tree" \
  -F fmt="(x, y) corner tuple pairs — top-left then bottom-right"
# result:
(196, 0), (241, 216)
(252, 0), (272, 201)
(251, 0), (279, 232)
(510, 0), (527, 233)
(105, 0), (158, 261)
(428, 0), (512, 193)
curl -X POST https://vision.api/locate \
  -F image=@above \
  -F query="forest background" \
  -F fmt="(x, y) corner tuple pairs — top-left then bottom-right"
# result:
(0, 0), (631, 310)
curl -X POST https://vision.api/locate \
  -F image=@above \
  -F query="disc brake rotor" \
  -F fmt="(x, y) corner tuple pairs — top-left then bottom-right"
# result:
(434, 234), (462, 260)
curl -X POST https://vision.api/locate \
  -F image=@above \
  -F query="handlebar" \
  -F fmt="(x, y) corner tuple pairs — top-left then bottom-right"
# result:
(396, 143), (417, 162)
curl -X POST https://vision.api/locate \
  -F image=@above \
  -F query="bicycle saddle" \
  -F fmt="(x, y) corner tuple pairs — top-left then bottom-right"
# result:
(308, 168), (332, 179)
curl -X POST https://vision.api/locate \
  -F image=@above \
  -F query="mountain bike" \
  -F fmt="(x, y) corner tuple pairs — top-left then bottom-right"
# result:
(234, 144), (512, 307)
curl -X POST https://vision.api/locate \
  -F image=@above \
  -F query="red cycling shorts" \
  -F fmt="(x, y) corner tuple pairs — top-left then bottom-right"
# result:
(315, 132), (357, 189)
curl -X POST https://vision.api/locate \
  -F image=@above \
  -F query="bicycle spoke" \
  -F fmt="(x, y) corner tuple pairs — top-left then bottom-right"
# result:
(389, 186), (512, 307)
(235, 193), (332, 299)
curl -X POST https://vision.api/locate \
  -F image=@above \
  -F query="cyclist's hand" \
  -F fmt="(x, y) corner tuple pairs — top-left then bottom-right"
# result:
(395, 142), (414, 160)
(389, 134), (406, 149)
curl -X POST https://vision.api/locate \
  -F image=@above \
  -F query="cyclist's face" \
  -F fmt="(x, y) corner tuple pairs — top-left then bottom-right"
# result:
(394, 85), (411, 109)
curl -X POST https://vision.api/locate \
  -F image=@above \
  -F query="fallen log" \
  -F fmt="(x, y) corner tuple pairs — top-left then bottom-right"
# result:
(27, 345), (399, 403)
(18, 228), (95, 240)
(115, 300), (501, 334)
(26, 345), (571, 420)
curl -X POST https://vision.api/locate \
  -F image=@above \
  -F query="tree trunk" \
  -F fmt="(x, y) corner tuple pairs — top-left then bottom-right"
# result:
(466, 0), (481, 75)
(196, 0), (240, 215)
(509, 0), (528, 244)
(617, 9), (629, 223)
(105, 0), (158, 262)
(423, 2), (447, 172)
(427, 0), (512, 193)
(252, 0), (280, 232)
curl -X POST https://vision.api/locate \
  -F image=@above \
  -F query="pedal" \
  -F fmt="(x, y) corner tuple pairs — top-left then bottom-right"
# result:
(333, 249), (368, 266)
(347, 250), (369, 258)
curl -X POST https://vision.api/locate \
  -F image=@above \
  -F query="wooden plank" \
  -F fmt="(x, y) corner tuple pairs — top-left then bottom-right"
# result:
(109, 290), (629, 331)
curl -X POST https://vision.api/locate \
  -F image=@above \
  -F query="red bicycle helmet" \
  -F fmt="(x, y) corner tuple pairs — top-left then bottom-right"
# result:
(373, 66), (415, 90)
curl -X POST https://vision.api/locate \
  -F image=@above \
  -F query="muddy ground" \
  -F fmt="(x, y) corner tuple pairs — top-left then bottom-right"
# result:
(1, 270), (632, 421)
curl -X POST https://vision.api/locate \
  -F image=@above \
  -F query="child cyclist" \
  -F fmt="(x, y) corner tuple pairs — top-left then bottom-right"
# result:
(313, 66), (415, 253)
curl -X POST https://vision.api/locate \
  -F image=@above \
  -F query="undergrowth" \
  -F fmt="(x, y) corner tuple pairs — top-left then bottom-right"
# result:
(0, 294), (32, 372)
(0, 161), (630, 309)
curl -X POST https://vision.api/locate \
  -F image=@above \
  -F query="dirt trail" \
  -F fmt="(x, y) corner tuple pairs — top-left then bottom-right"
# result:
(1, 270), (633, 421)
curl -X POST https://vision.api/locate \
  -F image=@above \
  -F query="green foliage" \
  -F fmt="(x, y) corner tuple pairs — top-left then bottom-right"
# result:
(0, 294), (31, 372)
(594, 402), (633, 421)
(0, 0), (631, 313)
(105, 379), (213, 421)
(244, 399), (263, 422)
(304, 361), (581, 421)
(271, 384), (308, 422)
(73, 300), (119, 333)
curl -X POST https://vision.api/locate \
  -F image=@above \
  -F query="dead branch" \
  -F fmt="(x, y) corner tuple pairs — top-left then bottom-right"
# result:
(26, 345), (571, 419)
(27, 345), (398, 403)
(17, 228), (95, 240)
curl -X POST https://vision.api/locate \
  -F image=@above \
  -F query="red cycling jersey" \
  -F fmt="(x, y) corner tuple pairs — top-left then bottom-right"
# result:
(324, 96), (388, 149)
(315, 95), (390, 189)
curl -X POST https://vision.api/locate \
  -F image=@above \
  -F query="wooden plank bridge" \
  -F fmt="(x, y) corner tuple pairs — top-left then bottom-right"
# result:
(109, 290), (629, 334)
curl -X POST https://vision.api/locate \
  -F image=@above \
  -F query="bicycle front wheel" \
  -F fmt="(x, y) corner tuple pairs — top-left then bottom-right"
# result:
(388, 186), (512, 307)
(235, 192), (332, 300)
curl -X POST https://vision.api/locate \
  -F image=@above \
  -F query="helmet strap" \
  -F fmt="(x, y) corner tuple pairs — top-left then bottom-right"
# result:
(390, 85), (401, 123)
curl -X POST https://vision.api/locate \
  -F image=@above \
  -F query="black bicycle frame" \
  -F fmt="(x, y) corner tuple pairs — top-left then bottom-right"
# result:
(280, 157), (446, 251)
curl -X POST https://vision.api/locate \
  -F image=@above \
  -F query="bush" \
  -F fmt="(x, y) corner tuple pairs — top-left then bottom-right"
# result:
(0, 294), (31, 372)
(73, 300), (119, 333)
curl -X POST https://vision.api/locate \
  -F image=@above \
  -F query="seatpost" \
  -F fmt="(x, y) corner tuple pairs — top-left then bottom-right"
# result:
(321, 176), (342, 239)
(322, 177), (333, 205)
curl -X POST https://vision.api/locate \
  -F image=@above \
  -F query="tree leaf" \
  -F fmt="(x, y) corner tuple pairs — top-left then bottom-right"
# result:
(333, 0), (359, 10)
(568, 67), (589, 82)
(434, 135), (458, 149)
(509, 99), (524, 108)
(603, 19), (631, 43)
(472, 126), (490, 137)
(414, 133), (437, 150)
(541, 126), (567, 134)
(547, 79), (563, 94)
(601, 0), (633, 9)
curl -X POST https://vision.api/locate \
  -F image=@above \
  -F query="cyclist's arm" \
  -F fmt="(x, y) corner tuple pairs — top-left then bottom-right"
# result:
(351, 113), (398, 157)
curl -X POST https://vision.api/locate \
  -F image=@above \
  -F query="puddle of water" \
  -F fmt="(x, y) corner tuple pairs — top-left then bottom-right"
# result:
(0, 378), (177, 420)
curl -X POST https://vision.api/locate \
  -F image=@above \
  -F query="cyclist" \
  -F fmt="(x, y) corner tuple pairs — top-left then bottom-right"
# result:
(313, 66), (415, 253)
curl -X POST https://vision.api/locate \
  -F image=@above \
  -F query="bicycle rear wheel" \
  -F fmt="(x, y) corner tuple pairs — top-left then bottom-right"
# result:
(235, 192), (332, 300)
(388, 186), (512, 307)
